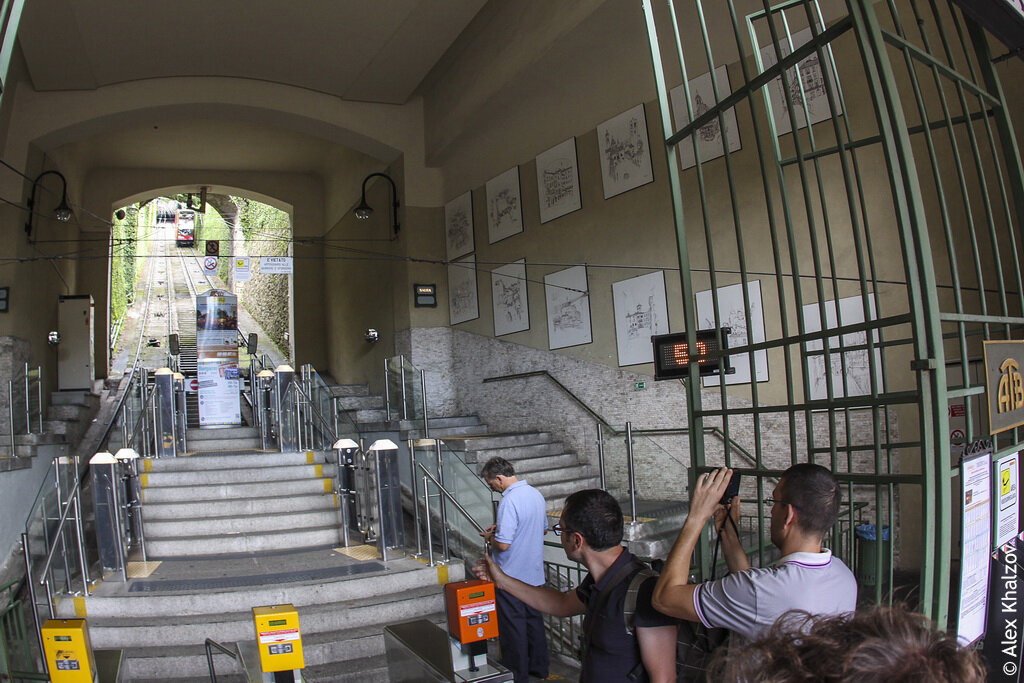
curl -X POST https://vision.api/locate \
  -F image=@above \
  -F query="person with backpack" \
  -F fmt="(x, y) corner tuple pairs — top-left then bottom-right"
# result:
(473, 489), (678, 682)
(652, 464), (857, 641)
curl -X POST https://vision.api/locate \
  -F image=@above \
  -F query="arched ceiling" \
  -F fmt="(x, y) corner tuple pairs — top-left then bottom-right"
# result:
(17, 0), (487, 104)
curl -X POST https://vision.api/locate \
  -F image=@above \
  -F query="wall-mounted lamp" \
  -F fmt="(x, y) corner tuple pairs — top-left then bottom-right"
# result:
(25, 170), (72, 240)
(353, 172), (400, 236)
(364, 328), (380, 343)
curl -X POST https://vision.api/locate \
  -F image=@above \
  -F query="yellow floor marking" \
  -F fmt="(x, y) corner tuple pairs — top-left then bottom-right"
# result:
(323, 478), (333, 493)
(127, 561), (162, 578)
(314, 464), (323, 478)
(436, 564), (449, 584)
(624, 516), (655, 523)
(140, 473), (149, 488)
(73, 596), (87, 618)
(335, 545), (381, 561)
(306, 452), (315, 464)
(143, 459), (153, 473)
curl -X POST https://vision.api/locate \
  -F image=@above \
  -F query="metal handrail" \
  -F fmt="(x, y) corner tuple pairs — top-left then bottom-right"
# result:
(6, 363), (43, 455)
(204, 638), (239, 683)
(482, 370), (762, 469)
(416, 462), (486, 536)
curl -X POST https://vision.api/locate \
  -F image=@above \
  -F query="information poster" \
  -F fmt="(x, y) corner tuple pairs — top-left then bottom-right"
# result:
(959, 442), (994, 646)
(196, 289), (241, 427)
(996, 452), (1020, 547)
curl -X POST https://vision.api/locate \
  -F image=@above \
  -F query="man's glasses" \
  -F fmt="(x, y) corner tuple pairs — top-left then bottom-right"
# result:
(551, 523), (574, 536)
(763, 497), (802, 511)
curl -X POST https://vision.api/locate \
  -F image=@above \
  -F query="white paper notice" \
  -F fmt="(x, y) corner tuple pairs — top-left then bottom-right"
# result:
(958, 450), (993, 646)
(996, 453), (1020, 547)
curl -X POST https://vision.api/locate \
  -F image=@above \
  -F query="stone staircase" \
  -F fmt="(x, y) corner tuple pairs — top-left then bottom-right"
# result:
(0, 389), (98, 469)
(64, 422), (464, 681)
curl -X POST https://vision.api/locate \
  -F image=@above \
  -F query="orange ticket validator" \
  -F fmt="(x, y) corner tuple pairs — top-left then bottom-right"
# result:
(445, 579), (499, 644)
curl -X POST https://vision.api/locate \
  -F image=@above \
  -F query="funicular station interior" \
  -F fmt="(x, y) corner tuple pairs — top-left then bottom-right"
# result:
(2, 0), (1024, 680)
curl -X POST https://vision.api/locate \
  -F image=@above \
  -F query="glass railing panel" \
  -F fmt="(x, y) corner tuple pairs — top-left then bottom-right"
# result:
(278, 383), (300, 452)
(385, 356), (424, 422)
(598, 424), (630, 501)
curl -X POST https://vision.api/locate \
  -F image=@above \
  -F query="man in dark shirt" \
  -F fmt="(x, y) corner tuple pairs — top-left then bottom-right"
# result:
(473, 489), (678, 682)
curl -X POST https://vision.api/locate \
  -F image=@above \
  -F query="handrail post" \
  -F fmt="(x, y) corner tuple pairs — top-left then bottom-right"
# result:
(36, 365), (43, 432)
(596, 421), (606, 490)
(22, 532), (49, 676)
(72, 457), (90, 594)
(384, 359), (392, 421)
(8, 379), (14, 455)
(400, 356), (408, 420)
(422, 475), (435, 566)
(435, 441), (450, 561)
(409, 440), (422, 556)
(375, 449), (388, 564)
(420, 369), (429, 438)
(54, 460), (73, 594)
(625, 421), (638, 526)
(23, 362), (29, 434)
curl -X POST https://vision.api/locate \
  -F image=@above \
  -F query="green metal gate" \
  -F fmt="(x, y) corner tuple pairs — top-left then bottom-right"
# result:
(642, 0), (1024, 627)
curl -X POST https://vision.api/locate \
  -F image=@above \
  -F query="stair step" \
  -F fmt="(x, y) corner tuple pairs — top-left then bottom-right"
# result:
(143, 494), (339, 520)
(141, 478), (332, 503)
(444, 432), (554, 451)
(330, 384), (370, 397)
(146, 524), (341, 557)
(145, 507), (339, 538)
(336, 395), (384, 411)
(408, 424), (490, 439)
(185, 426), (260, 441)
(401, 416), (482, 430)
(519, 464), (595, 486)
(143, 451), (321, 472)
(143, 463), (331, 487)
(50, 391), (100, 408)
(459, 441), (567, 464)
(348, 408), (388, 423)
(184, 438), (264, 452)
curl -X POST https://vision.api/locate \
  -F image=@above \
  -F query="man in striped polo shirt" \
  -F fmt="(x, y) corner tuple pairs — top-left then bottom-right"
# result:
(652, 463), (857, 642)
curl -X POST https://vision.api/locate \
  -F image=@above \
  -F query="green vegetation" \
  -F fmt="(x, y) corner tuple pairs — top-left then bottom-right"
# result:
(110, 204), (140, 328)
(193, 203), (230, 281)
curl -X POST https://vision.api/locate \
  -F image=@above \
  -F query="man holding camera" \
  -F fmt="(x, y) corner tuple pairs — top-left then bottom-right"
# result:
(652, 463), (857, 641)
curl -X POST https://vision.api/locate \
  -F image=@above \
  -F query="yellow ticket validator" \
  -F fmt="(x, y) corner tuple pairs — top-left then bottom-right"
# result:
(252, 604), (305, 672)
(41, 619), (96, 682)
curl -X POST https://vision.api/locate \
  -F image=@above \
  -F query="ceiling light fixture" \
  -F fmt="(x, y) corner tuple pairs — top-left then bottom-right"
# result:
(25, 169), (72, 240)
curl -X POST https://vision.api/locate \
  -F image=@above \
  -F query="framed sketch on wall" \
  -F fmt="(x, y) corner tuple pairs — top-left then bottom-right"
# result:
(535, 138), (582, 223)
(544, 265), (592, 349)
(486, 167), (524, 244)
(448, 255), (479, 325)
(801, 294), (883, 401)
(445, 191), (474, 260)
(695, 281), (768, 386)
(759, 26), (842, 135)
(597, 104), (654, 199)
(669, 65), (742, 170)
(612, 271), (669, 366)
(492, 259), (529, 336)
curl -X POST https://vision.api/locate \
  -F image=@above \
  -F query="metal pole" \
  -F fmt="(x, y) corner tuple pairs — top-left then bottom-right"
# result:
(384, 359), (392, 421)
(435, 441), (450, 561)
(337, 449), (351, 548)
(596, 421), (606, 490)
(23, 362), (29, 434)
(409, 440), (422, 556)
(111, 472), (128, 582)
(375, 450), (388, 563)
(295, 388), (303, 452)
(133, 459), (148, 562)
(625, 421), (638, 526)
(422, 475), (435, 566)
(420, 369), (429, 438)
(400, 356), (408, 420)
(43, 576), (54, 619)
(72, 466), (90, 594)
(21, 532), (48, 677)
(54, 461), (72, 593)
(8, 380), (14, 455)
(36, 366), (43, 432)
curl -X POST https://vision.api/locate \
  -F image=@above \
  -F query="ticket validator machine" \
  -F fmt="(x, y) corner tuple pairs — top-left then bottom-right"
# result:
(41, 619), (97, 682)
(383, 579), (511, 682)
(248, 604), (305, 682)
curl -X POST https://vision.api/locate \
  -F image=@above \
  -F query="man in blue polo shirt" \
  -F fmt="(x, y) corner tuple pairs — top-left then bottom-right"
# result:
(480, 457), (549, 682)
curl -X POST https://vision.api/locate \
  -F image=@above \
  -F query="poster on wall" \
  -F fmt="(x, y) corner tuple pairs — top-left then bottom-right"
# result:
(695, 281), (768, 386)
(612, 271), (669, 366)
(445, 191), (475, 260)
(486, 167), (524, 244)
(492, 259), (529, 336)
(544, 266), (592, 349)
(801, 294), (883, 401)
(957, 441), (993, 646)
(448, 255), (479, 325)
(597, 104), (654, 199)
(669, 65), (743, 169)
(995, 452), (1020, 547)
(195, 289), (241, 427)
(535, 138), (582, 223)
(759, 26), (843, 135)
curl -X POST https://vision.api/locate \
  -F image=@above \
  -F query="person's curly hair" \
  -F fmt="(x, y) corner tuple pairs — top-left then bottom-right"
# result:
(707, 605), (984, 682)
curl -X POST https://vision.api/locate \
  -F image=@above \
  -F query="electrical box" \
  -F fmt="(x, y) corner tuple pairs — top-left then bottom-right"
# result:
(57, 295), (95, 391)
(253, 604), (305, 672)
(41, 618), (96, 682)
(445, 579), (499, 645)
